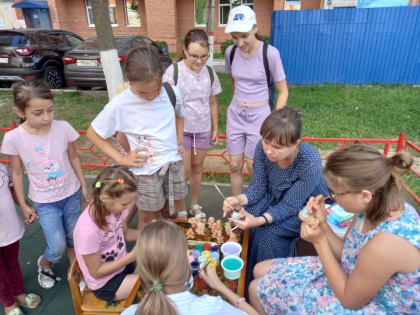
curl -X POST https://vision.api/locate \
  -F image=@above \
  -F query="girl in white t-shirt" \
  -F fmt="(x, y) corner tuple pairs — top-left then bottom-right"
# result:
(122, 219), (259, 315)
(73, 166), (140, 304)
(0, 80), (90, 290)
(163, 29), (222, 220)
(87, 47), (188, 231)
(0, 164), (41, 315)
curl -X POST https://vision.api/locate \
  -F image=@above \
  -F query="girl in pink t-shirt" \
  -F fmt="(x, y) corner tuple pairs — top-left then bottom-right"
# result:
(73, 166), (139, 304)
(0, 80), (90, 290)
(0, 164), (41, 315)
(163, 29), (222, 220)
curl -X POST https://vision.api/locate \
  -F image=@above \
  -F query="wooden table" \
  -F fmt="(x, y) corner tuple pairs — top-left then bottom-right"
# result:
(124, 219), (249, 309)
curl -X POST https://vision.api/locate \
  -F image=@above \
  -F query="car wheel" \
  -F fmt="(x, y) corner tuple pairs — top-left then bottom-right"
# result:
(44, 65), (64, 89)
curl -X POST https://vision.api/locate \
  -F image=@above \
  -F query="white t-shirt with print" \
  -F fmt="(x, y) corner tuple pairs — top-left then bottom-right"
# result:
(91, 85), (184, 175)
(0, 164), (25, 247)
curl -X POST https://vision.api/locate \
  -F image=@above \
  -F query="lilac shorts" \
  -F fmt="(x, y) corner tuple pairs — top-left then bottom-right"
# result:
(184, 131), (211, 151)
(226, 101), (271, 159)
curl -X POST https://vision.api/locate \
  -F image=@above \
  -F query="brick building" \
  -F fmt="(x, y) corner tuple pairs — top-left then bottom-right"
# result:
(9, 0), (419, 51)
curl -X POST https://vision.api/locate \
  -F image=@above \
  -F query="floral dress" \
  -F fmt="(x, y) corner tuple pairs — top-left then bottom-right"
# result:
(257, 203), (420, 314)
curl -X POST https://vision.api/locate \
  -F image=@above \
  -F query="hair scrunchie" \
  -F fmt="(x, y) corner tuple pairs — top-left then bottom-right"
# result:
(150, 280), (163, 293)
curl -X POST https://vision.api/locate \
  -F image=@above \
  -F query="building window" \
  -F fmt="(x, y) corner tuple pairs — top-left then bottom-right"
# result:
(85, 0), (118, 27)
(195, 0), (207, 26)
(219, 0), (254, 26)
(125, 0), (140, 26)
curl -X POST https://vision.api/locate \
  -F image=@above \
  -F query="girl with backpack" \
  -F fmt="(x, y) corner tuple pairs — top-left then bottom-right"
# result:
(163, 29), (222, 220)
(224, 5), (288, 195)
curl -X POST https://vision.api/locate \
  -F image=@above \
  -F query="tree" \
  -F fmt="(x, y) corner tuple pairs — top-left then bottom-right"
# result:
(90, 0), (123, 99)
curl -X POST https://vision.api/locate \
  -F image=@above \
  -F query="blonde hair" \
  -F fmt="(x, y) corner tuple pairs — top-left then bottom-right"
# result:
(135, 220), (190, 315)
(324, 143), (413, 224)
(90, 166), (137, 230)
(123, 47), (163, 84)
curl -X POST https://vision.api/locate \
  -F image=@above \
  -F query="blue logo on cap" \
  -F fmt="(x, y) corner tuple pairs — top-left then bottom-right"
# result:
(233, 13), (245, 21)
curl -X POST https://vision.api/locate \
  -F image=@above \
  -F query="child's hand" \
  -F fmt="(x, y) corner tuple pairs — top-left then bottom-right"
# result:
(120, 147), (148, 167)
(199, 262), (223, 291)
(223, 196), (241, 217)
(22, 205), (39, 224)
(81, 185), (91, 204)
(178, 142), (184, 158)
(307, 195), (327, 225)
(211, 130), (219, 145)
(300, 221), (325, 245)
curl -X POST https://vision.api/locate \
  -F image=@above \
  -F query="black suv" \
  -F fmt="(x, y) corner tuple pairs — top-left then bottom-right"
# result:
(0, 29), (83, 89)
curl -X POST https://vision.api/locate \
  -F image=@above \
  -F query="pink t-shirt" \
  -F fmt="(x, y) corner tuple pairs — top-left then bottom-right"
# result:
(225, 43), (286, 103)
(0, 120), (80, 203)
(0, 164), (25, 247)
(73, 206), (128, 290)
(163, 60), (222, 133)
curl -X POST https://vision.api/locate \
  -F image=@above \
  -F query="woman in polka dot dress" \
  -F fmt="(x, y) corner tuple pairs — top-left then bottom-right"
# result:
(223, 107), (329, 299)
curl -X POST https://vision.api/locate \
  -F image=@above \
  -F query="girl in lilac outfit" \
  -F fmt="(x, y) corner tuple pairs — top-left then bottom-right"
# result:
(224, 5), (288, 195)
(1, 80), (90, 290)
(249, 143), (420, 314)
(163, 29), (222, 220)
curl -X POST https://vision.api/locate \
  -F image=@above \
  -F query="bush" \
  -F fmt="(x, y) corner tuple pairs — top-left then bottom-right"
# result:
(221, 39), (234, 55)
(220, 34), (271, 55)
(155, 40), (168, 51)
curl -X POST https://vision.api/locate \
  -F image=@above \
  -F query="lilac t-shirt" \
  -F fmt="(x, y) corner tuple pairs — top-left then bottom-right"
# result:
(73, 206), (129, 290)
(0, 120), (81, 203)
(0, 164), (25, 247)
(163, 60), (222, 133)
(225, 43), (286, 103)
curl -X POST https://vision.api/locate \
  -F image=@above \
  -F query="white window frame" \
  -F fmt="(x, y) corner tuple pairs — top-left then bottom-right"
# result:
(194, 0), (207, 27)
(218, 0), (254, 27)
(85, 0), (118, 28)
(124, 0), (141, 27)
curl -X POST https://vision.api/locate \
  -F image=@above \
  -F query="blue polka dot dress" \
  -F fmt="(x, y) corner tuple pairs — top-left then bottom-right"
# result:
(243, 140), (329, 299)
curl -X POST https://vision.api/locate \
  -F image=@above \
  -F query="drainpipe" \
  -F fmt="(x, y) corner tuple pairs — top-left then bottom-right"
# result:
(206, 0), (215, 67)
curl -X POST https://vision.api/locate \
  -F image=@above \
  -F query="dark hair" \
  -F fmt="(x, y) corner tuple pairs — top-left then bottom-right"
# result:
(175, 29), (209, 62)
(135, 220), (189, 315)
(260, 107), (302, 146)
(324, 143), (413, 224)
(123, 47), (163, 83)
(12, 80), (53, 121)
(90, 165), (137, 230)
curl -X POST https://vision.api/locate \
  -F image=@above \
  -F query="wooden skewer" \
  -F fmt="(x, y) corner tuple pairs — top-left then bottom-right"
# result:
(214, 184), (226, 200)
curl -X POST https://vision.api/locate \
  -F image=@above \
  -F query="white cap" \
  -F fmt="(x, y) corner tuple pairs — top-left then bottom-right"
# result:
(225, 5), (257, 33)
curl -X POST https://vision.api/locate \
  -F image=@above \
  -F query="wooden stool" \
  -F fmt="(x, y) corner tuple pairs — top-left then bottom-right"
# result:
(68, 259), (127, 315)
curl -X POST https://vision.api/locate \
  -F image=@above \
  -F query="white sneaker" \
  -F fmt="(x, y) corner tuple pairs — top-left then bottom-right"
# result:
(37, 255), (55, 289)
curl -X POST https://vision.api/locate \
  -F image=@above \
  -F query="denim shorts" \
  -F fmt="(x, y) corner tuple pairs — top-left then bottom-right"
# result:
(32, 188), (81, 263)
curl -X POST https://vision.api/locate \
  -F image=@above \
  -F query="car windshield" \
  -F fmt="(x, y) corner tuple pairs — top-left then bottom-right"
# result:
(0, 34), (28, 46)
(76, 37), (129, 50)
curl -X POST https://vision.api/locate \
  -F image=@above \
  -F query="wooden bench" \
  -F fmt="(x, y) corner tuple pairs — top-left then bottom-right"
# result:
(68, 259), (128, 315)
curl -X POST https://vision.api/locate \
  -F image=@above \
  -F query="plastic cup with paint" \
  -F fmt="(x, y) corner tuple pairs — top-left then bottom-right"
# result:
(194, 244), (203, 253)
(192, 250), (201, 261)
(190, 261), (200, 279)
(221, 256), (244, 280)
(210, 252), (220, 265)
(203, 243), (212, 251)
(198, 255), (208, 264)
(221, 242), (242, 258)
(210, 244), (219, 253)
(201, 250), (211, 259)
(208, 258), (217, 269)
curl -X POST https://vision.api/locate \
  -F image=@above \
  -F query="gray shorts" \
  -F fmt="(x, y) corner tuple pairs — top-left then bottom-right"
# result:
(135, 160), (188, 212)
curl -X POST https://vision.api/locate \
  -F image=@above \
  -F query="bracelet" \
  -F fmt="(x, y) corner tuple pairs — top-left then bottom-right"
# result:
(261, 213), (269, 225)
(235, 297), (246, 306)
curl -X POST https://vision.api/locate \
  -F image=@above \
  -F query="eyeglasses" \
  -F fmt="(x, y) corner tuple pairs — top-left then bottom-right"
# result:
(329, 189), (359, 201)
(186, 51), (209, 62)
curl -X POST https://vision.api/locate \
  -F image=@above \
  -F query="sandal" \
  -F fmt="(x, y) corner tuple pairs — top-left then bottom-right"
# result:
(37, 255), (60, 289)
(177, 210), (188, 219)
(6, 307), (24, 315)
(190, 204), (206, 220)
(18, 293), (41, 309)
